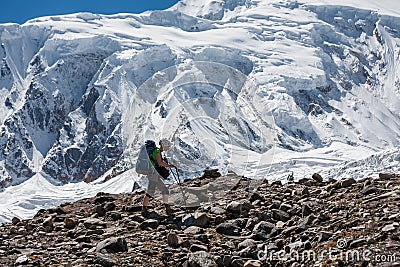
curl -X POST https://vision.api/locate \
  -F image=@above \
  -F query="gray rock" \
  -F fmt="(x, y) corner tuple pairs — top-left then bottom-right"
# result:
(252, 221), (275, 240)
(94, 205), (107, 216)
(231, 258), (245, 267)
(312, 173), (323, 183)
(96, 237), (128, 253)
(275, 239), (285, 249)
(194, 234), (212, 244)
(279, 203), (292, 212)
(340, 178), (356, 188)
(42, 216), (53, 228)
(302, 204), (313, 216)
(12, 217), (20, 225)
(301, 187), (310, 196)
(181, 212), (210, 228)
(303, 240), (312, 250)
(216, 222), (240, 236)
(64, 217), (77, 229)
(94, 194), (115, 204)
(297, 215), (314, 228)
(105, 211), (122, 221)
(234, 218), (249, 228)
(210, 207), (226, 215)
(272, 209), (290, 222)
(125, 205), (143, 213)
(214, 215), (225, 225)
(167, 232), (183, 248)
(128, 214), (145, 223)
(15, 255), (30, 265)
(222, 255), (233, 266)
(226, 200), (253, 215)
(140, 219), (159, 230)
(187, 251), (217, 267)
(245, 217), (260, 231)
(48, 207), (66, 215)
(249, 192), (264, 203)
(184, 226), (204, 235)
(10, 226), (27, 235)
(349, 238), (366, 248)
(226, 201), (243, 214)
(382, 224), (396, 232)
(379, 173), (396, 180)
(201, 169), (221, 179)
(288, 240), (303, 251)
(298, 178), (313, 186)
(244, 260), (262, 267)
(238, 239), (257, 250)
(190, 244), (208, 252)
(94, 254), (116, 267)
(75, 235), (91, 243)
(318, 231), (333, 242)
(83, 218), (106, 229)
(104, 202), (116, 211)
(362, 186), (378, 195)
(192, 212), (211, 227)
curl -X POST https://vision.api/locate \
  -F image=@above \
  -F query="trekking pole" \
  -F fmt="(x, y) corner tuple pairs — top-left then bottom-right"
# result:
(171, 166), (188, 208)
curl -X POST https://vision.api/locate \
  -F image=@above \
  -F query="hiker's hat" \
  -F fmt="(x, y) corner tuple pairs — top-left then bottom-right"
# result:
(160, 138), (172, 148)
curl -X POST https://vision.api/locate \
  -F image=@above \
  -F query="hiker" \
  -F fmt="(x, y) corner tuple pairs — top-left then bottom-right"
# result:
(142, 138), (176, 215)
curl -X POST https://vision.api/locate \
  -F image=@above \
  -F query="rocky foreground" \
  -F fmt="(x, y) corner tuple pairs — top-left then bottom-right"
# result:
(0, 172), (399, 267)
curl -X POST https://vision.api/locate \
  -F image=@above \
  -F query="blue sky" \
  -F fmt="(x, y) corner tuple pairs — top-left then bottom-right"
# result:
(0, 0), (180, 24)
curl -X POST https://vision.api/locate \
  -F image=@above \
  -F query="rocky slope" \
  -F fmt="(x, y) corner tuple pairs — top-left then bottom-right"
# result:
(0, 171), (399, 266)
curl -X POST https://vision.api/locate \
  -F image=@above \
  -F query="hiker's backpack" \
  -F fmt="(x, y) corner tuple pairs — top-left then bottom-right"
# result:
(135, 140), (157, 174)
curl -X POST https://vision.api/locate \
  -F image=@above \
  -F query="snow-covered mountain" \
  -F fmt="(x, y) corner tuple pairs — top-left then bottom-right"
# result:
(0, 0), (399, 222)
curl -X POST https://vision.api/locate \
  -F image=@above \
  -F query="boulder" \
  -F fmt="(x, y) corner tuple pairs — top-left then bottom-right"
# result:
(312, 173), (323, 183)
(64, 217), (77, 229)
(11, 217), (21, 225)
(83, 218), (107, 229)
(94, 254), (116, 267)
(184, 226), (204, 235)
(190, 244), (208, 252)
(302, 204), (314, 216)
(238, 239), (257, 250)
(362, 186), (378, 195)
(93, 205), (107, 216)
(252, 221), (276, 240)
(140, 219), (159, 230)
(167, 232), (183, 248)
(340, 178), (356, 188)
(216, 222), (240, 236)
(201, 169), (221, 179)
(96, 237), (128, 253)
(104, 202), (116, 211)
(227, 200), (253, 215)
(379, 173), (396, 180)
(181, 212), (211, 228)
(272, 209), (290, 222)
(187, 251), (217, 267)
(105, 211), (122, 221)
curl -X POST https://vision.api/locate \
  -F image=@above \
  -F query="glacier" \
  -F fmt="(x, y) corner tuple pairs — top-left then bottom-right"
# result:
(0, 0), (399, 222)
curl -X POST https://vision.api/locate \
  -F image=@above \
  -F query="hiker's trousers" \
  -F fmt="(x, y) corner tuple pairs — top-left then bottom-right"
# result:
(146, 172), (169, 197)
